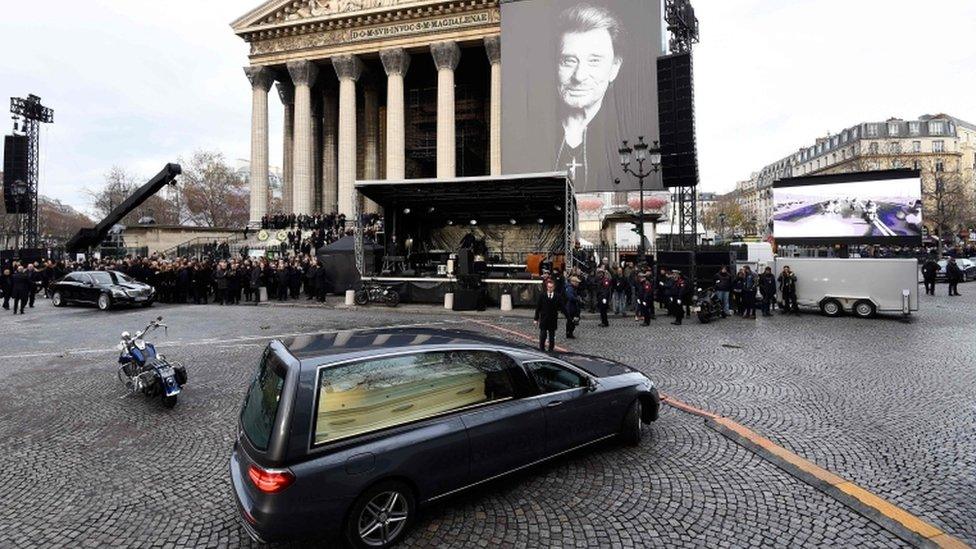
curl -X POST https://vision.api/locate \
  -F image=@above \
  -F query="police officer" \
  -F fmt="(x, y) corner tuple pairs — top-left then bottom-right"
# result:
(596, 269), (612, 327)
(637, 272), (656, 325)
(666, 271), (686, 325)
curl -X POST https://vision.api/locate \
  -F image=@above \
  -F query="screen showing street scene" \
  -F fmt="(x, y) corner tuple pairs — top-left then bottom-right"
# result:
(773, 177), (922, 238)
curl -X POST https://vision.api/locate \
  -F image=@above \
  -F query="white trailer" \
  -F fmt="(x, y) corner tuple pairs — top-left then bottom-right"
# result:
(773, 257), (918, 318)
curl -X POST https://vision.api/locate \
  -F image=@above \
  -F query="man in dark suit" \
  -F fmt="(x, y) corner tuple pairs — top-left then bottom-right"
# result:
(534, 279), (562, 352)
(11, 265), (31, 315)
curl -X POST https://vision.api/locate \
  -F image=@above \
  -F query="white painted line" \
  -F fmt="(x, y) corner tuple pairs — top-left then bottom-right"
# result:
(0, 320), (461, 360)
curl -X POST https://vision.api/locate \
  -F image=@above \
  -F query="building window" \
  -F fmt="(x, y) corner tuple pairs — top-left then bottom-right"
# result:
(888, 123), (899, 135)
(913, 160), (920, 170)
(909, 121), (920, 135)
(888, 142), (901, 154)
(869, 142), (879, 154)
(936, 161), (944, 172)
(929, 120), (945, 135)
(912, 140), (921, 153)
(867, 124), (879, 137)
(933, 140), (945, 153)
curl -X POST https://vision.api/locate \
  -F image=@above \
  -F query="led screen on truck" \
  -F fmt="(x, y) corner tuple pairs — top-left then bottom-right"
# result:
(772, 170), (922, 245)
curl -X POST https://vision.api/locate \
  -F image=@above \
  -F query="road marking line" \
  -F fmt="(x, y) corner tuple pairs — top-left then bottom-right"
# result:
(0, 320), (460, 360)
(470, 319), (971, 549)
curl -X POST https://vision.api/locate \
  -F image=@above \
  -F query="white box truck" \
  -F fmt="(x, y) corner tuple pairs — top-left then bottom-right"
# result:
(773, 257), (918, 318)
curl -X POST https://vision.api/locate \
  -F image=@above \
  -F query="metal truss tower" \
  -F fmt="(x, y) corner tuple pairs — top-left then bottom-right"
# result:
(10, 94), (54, 249)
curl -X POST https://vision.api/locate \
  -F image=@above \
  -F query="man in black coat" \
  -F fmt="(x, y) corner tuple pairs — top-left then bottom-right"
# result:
(11, 265), (31, 315)
(921, 257), (939, 296)
(0, 266), (11, 310)
(534, 279), (562, 352)
(946, 258), (963, 296)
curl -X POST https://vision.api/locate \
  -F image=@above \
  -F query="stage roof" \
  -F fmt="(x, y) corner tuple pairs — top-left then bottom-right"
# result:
(355, 173), (574, 215)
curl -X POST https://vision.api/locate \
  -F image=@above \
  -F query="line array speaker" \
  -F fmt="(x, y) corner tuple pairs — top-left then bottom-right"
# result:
(3, 135), (29, 214)
(657, 52), (699, 188)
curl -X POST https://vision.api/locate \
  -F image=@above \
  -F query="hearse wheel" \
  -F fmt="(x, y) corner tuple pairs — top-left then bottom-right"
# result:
(97, 294), (113, 311)
(52, 291), (64, 307)
(346, 480), (415, 549)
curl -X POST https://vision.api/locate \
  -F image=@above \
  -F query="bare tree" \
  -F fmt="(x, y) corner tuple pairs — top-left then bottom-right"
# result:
(923, 155), (974, 258)
(86, 166), (177, 226)
(702, 194), (749, 241)
(179, 151), (249, 228)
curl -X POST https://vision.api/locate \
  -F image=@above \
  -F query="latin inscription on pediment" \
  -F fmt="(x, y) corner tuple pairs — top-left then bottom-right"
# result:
(263, 0), (425, 24)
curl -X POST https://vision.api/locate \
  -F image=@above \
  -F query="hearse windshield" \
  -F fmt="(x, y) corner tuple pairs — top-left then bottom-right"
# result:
(240, 349), (287, 451)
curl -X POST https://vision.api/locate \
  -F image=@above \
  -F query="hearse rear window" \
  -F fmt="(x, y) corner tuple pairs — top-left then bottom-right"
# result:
(240, 349), (286, 451)
(314, 350), (515, 445)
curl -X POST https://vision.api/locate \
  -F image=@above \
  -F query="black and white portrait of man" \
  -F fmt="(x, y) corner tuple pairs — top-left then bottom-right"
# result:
(554, 4), (623, 187)
(502, 0), (662, 194)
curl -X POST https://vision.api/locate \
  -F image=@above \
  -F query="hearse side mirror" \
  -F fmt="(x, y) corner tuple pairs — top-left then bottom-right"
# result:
(584, 377), (597, 392)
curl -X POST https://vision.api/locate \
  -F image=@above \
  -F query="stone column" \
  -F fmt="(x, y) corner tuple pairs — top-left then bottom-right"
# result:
(244, 66), (273, 225)
(322, 91), (338, 214)
(484, 36), (502, 176)
(431, 41), (460, 179)
(363, 79), (381, 214)
(287, 60), (319, 215)
(312, 98), (323, 213)
(277, 81), (295, 213)
(380, 48), (410, 180)
(334, 54), (364, 217)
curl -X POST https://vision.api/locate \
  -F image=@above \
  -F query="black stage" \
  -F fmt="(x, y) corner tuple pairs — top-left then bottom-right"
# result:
(354, 173), (577, 306)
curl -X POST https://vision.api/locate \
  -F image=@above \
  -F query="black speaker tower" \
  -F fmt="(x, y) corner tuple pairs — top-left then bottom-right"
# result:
(5, 94), (54, 249)
(659, 0), (701, 250)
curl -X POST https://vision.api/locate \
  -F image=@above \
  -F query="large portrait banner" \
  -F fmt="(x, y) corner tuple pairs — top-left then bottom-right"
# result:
(501, 0), (664, 194)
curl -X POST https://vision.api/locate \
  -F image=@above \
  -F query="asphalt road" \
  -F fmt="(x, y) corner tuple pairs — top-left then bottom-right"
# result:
(0, 289), (972, 548)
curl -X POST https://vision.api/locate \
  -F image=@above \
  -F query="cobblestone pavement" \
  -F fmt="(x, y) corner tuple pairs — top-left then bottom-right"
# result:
(0, 289), (970, 548)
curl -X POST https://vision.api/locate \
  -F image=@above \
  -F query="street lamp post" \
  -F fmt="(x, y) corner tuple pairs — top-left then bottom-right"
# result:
(718, 212), (726, 244)
(617, 136), (661, 261)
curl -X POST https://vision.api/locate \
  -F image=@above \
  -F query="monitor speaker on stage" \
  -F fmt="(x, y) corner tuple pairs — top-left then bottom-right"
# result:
(657, 53), (699, 188)
(3, 135), (29, 214)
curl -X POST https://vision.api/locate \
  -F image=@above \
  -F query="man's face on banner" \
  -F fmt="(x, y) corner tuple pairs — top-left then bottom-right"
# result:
(557, 27), (622, 111)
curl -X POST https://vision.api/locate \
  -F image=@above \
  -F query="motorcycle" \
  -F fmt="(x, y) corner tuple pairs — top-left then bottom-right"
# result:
(117, 316), (187, 408)
(694, 287), (726, 324)
(354, 282), (401, 307)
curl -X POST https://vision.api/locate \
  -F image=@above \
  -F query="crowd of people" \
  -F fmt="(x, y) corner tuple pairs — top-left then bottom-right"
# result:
(533, 258), (803, 352)
(258, 213), (382, 257)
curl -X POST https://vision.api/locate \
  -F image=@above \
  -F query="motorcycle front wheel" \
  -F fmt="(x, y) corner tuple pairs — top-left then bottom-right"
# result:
(385, 290), (400, 307)
(354, 290), (369, 306)
(697, 311), (710, 324)
(162, 395), (178, 409)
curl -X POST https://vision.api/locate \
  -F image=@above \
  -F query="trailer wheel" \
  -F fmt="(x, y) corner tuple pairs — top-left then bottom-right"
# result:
(820, 298), (843, 317)
(852, 300), (876, 319)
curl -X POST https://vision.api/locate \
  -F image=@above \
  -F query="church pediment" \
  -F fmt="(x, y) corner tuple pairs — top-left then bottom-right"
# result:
(232, 0), (433, 32)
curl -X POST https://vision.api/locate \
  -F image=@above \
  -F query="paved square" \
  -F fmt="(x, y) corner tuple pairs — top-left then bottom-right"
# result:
(0, 292), (972, 547)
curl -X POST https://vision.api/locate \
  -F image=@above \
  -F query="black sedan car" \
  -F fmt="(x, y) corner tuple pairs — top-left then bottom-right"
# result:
(51, 270), (155, 311)
(231, 328), (660, 547)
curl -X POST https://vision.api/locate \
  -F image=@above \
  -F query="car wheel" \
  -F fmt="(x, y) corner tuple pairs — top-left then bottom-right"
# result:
(852, 300), (876, 319)
(819, 298), (842, 317)
(52, 291), (64, 307)
(345, 480), (415, 549)
(97, 294), (112, 311)
(619, 399), (643, 447)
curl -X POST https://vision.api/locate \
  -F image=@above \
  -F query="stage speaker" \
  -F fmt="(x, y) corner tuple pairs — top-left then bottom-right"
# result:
(452, 288), (484, 311)
(456, 249), (473, 276)
(657, 53), (699, 188)
(3, 135), (29, 214)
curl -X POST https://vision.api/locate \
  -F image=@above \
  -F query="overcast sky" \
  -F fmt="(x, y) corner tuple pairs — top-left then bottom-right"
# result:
(1, 0), (974, 215)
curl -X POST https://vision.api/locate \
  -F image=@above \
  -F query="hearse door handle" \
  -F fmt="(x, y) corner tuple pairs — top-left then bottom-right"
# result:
(546, 400), (563, 408)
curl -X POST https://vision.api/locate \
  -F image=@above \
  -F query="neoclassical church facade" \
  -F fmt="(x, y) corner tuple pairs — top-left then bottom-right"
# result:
(233, 0), (503, 224)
